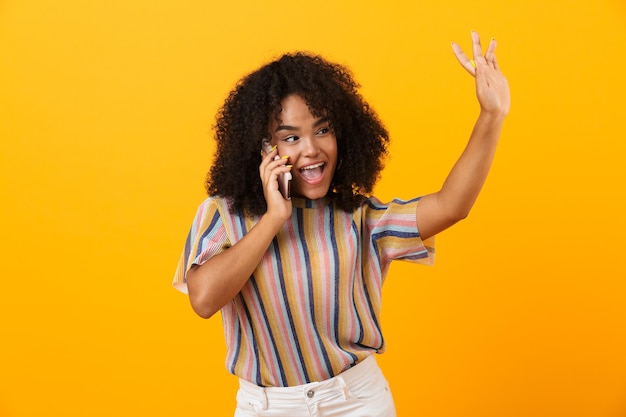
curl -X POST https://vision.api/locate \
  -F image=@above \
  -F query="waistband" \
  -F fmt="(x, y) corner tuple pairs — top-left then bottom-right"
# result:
(238, 354), (378, 403)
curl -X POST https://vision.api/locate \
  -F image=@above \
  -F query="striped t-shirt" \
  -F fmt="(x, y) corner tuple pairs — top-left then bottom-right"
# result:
(173, 195), (435, 387)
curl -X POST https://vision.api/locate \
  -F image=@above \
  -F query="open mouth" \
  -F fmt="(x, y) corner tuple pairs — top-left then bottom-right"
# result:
(299, 162), (325, 182)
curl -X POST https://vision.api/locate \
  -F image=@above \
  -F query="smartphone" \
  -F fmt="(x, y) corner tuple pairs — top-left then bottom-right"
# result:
(262, 140), (292, 200)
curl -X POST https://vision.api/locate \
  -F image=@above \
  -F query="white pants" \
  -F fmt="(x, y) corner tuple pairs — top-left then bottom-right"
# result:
(234, 355), (396, 417)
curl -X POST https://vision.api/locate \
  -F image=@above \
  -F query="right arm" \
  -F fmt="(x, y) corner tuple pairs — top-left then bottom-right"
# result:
(186, 146), (292, 319)
(186, 214), (284, 318)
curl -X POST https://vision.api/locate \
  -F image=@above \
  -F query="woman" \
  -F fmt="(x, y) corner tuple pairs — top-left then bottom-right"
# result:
(173, 31), (510, 416)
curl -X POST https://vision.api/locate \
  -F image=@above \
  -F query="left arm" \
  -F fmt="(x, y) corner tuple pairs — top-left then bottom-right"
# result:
(416, 31), (511, 240)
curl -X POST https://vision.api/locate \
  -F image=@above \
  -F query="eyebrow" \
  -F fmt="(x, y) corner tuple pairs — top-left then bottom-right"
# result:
(275, 116), (330, 132)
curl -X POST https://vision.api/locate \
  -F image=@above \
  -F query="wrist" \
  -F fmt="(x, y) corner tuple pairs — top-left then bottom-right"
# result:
(258, 209), (289, 233)
(477, 109), (507, 124)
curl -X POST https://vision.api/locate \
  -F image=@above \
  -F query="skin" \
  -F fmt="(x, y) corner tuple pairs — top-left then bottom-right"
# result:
(187, 31), (510, 319)
(417, 31), (510, 239)
(266, 95), (338, 201)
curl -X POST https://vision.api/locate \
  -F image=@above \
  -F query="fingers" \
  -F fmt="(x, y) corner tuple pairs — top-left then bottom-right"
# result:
(260, 143), (286, 172)
(260, 143), (277, 163)
(471, 30), (485, 64)
(259, 145), (291, 189)
(451, 42), (476, 76)
(259, 145), (293, 217)
(260, 148), (288, 174)
(484, 38), (498, 70)
(452, 31), (500, 75)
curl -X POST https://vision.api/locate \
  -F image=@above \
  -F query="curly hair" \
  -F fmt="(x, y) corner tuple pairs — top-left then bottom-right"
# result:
(206, 52), (390, 215)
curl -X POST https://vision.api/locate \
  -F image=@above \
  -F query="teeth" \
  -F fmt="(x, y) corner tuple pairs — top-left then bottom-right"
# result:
(301, 163), (324, 170)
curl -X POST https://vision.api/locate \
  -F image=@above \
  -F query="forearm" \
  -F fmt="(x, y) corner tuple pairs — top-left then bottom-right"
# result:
(186, 214), (284, 319)
(416, 32), (510, 240)
(416, 111), (505, 240)
(438, 110), (505, 217)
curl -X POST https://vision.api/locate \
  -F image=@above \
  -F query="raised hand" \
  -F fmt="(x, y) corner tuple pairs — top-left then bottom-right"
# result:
(452, 31), (510, 117)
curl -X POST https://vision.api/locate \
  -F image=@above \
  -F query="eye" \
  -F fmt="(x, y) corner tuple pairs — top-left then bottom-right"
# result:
(317, 127), (330, 135)
(284, 135), (299, 143)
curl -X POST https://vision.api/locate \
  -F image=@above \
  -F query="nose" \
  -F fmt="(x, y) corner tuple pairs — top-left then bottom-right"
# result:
(301, 136), (320, 157)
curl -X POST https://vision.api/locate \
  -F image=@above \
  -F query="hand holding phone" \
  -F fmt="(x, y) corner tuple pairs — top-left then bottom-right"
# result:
(262, 140), (292, 200)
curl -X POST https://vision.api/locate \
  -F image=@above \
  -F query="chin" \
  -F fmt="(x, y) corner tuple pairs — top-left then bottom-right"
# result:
(293, 186), (330, 200)
(295, 192), (325, 200)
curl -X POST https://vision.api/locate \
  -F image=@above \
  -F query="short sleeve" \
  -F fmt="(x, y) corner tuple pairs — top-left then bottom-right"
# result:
(362, 196), (435, 268)
(172, 197), (232, 294)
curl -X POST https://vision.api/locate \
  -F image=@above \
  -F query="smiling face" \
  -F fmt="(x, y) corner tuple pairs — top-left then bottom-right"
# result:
(268, 94), (338, 200)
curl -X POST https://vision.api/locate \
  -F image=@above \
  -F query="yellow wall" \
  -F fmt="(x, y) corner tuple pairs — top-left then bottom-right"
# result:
(1, 1), (625, 416)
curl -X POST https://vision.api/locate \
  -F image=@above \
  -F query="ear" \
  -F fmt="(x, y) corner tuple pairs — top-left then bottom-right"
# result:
(261, 138), (272, 152)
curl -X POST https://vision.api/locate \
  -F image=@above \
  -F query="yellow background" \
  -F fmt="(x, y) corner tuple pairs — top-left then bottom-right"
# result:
(1, 0), (625, 416)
